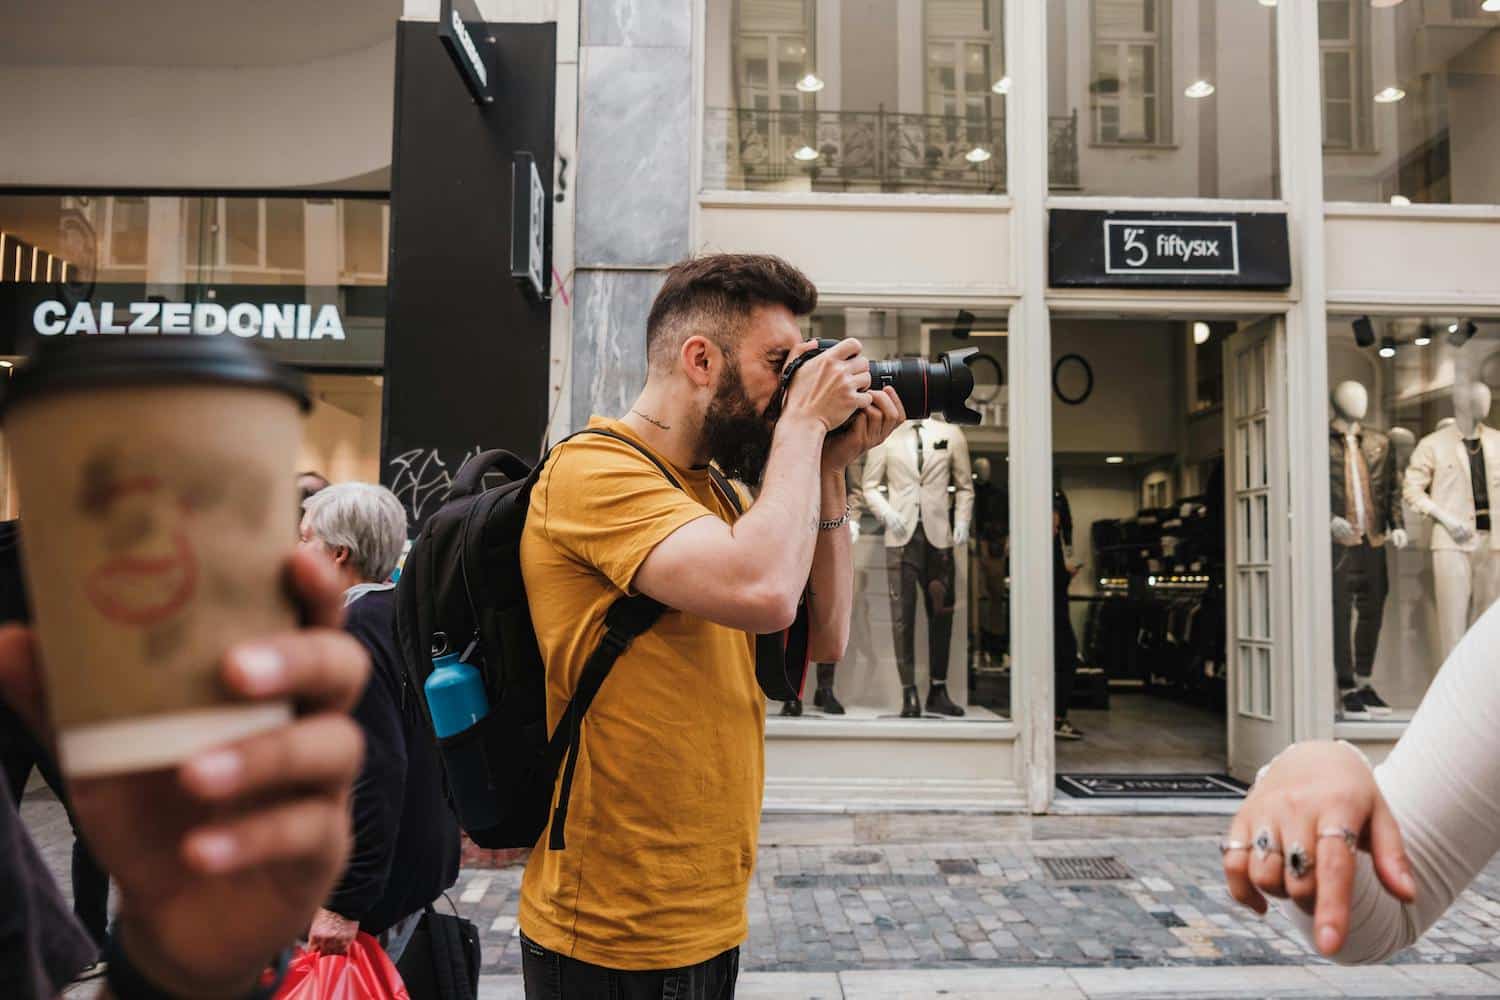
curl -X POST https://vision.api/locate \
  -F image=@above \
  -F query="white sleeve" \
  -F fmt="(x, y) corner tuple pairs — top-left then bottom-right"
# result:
(1286, 602), (1500, 963)
(861, 439), (896, 524)
(1401, 438), (1440, 520)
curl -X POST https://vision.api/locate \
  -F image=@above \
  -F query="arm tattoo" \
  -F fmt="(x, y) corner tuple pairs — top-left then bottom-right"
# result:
(631, 409), (671, 431)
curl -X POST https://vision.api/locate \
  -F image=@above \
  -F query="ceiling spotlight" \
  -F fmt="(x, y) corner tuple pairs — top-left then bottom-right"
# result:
(1184, 80), (1216, 99)
(1193, 322), (1211, 345)
(1370, 0), (1405, 7)
(1449, 320), (1478, 347)
(1258, 0), (1276, 6)
(0, 360), (13, 369)
(1485, 0), (1500, 11)
(1414, 326), (1432, 347)
(1352, 315), (1376, 348)
(792, 145), (820, 162)
(795, 73), (825, 93)
(1106, 456), (1125, 465)
(991, 76), (1011, 95)
(965, 146), (993, 164)
(1374, 86), (1406, 103)
(1390, 194), (1412, 206)
(1379, 338), (1397, 359)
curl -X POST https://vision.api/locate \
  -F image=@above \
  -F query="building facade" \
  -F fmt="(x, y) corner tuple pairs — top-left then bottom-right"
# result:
(4, 0), (1500, 813)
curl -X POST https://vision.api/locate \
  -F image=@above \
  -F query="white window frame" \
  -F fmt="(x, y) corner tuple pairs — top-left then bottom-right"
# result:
(1090, 0), (1170, 147)
(1318, 0), (1365, 152)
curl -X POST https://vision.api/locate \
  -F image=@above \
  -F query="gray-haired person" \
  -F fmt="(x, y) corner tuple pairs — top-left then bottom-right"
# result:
(297, 483), (460, 960)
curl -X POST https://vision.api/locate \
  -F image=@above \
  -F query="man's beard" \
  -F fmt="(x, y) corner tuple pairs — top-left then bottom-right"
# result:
(702, 361), (774, 487)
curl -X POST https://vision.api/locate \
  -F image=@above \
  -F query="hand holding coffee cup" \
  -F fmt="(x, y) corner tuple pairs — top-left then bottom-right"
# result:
(0, 337), (311, 777)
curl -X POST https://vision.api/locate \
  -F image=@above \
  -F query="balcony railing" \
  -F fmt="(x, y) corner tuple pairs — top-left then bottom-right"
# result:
(704, 107), (1080, 194)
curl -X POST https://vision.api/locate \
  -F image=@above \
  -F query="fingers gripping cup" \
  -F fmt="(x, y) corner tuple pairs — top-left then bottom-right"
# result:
(0, 337), (310, 777)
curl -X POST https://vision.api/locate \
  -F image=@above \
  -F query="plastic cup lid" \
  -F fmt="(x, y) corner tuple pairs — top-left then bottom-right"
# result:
(0, 336), (311, 420)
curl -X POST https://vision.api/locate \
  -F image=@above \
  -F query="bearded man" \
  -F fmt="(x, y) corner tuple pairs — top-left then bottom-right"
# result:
(517, 254), (903, 998)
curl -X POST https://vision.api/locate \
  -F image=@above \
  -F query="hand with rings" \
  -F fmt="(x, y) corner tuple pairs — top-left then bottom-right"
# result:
(1221, 740), (1417, 957)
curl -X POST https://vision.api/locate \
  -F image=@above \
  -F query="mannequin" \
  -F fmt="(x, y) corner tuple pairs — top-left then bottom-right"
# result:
(1329, 381), (1408, 718)
(862, 417), (974, 717)
(1404, 382), (1500, 662)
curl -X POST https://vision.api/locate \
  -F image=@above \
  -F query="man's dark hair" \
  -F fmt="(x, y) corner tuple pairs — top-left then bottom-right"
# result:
(646, 254), (817, 373)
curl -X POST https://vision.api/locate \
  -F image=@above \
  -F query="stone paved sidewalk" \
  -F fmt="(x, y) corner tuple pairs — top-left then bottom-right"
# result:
(23, 789), (1500, 997)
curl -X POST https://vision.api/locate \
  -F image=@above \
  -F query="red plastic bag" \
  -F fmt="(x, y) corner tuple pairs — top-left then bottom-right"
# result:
(274, 932), (411, 1000)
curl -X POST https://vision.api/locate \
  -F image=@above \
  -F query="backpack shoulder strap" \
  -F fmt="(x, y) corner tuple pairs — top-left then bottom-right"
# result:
(540, 426), (687, 851)
(706, 465), (744, 516)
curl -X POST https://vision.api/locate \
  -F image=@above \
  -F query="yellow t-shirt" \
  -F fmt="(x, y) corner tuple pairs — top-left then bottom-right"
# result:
(518, 417), (764, 970)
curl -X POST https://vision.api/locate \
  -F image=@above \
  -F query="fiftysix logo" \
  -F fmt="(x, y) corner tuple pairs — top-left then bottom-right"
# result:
(32, 300), (346, 341)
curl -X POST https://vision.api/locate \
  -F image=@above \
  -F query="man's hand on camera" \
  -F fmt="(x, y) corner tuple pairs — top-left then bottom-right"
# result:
(822, 385), (905, 474)
(0, 549), (369, 999)
(781, 337), (872, 434)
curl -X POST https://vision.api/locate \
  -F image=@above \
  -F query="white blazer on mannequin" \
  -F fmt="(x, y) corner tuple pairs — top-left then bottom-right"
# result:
(861, 419), (974, 549)
(1403, 423), (1500, 552)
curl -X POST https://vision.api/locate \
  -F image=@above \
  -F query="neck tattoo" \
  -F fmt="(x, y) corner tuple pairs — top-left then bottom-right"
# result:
(632, 409), (671, 431)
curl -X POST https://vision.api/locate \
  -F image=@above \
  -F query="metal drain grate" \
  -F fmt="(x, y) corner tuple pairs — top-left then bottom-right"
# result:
(1040, 855), (1132, 881)
(935, 859), (980, 876)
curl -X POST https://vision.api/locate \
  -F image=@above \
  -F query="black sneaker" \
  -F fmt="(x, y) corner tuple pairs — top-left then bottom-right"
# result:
(1357, 684), (1393, 717)
(1055, 718), (1084, 741)
(1339, 689), (1370, 719)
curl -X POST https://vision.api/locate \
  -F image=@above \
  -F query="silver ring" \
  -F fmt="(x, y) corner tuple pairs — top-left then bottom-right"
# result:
(1286, 843), (1314, 879)
(1219, 839), (1251, 855)
(1318, 826), (1358, 854)
(1253, 827), (1282, 858)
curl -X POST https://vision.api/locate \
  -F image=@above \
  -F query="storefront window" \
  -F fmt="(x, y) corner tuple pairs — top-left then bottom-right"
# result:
(0, 192), (391, 515)
(1046, 1), (1280, 198)
(1327, 315), (1500, 722)
(703, 0), (1020, 194)
(771, 307), (1010, 721)
(1320, 3), (1500, 205)
(1051, 316), (1251, 772)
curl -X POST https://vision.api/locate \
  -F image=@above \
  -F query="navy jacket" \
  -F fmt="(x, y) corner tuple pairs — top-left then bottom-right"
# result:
(326, 587), (460, 934)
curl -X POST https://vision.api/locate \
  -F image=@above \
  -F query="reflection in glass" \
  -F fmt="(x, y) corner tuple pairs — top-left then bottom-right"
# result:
(1319, 3), (1500, 204)
(1047, 0), (1279, 198)
(705, 0), (1019, 193)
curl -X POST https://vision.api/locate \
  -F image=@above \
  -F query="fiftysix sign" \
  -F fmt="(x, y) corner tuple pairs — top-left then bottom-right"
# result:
(1048, 209), (1291, 290)
(32, 300), (346, 340)
(1104, 219), (1238, 276)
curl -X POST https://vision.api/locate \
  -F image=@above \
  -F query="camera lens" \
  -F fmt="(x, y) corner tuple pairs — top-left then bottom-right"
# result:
(869, 348), (981, 425)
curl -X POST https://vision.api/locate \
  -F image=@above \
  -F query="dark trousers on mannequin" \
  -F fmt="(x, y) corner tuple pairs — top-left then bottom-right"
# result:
(1331, 541), (1387, 689)
(886, 523), (956, 687)
(814, 662), (836, 688)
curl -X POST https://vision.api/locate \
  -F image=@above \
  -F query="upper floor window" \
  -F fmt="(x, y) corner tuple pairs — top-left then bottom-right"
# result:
(1048, 0), (1279, 199)
(1092, 0), (1168, 145)
(1318, 0), (1362, 151)
(1320, 0), (1500, 205)
(703, 0), (1017, 194)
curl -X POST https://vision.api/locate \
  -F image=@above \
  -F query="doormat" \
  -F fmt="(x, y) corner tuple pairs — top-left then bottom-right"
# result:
(1056, 773), (1249, 799)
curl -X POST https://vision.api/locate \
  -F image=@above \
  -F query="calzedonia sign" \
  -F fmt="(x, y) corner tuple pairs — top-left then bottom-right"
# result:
(31, 299), (347, 340)
(1049, 209), (1292, 290)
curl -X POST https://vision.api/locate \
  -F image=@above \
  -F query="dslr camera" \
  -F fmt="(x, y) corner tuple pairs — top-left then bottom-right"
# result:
(774, 339), (982, 430)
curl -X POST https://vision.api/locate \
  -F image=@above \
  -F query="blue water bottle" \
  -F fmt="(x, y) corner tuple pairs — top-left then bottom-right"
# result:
(425, 652), (500, 830)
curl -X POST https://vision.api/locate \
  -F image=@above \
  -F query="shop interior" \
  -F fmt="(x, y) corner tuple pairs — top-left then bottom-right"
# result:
(1048, 315), (1261, 777)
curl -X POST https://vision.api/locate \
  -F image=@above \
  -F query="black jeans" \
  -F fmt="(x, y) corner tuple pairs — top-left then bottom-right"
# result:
(521, 932), (738, 1000)
(1331, 541), (1388, 689)
(1, 709), (109, 949)
(885, 524), (957, 687)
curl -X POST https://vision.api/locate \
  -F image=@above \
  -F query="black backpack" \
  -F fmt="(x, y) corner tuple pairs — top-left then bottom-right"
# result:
(394, 429), (807, 852)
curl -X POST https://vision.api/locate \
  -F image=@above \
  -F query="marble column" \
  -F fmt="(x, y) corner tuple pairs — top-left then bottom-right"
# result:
(569, 0), (692, 428)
